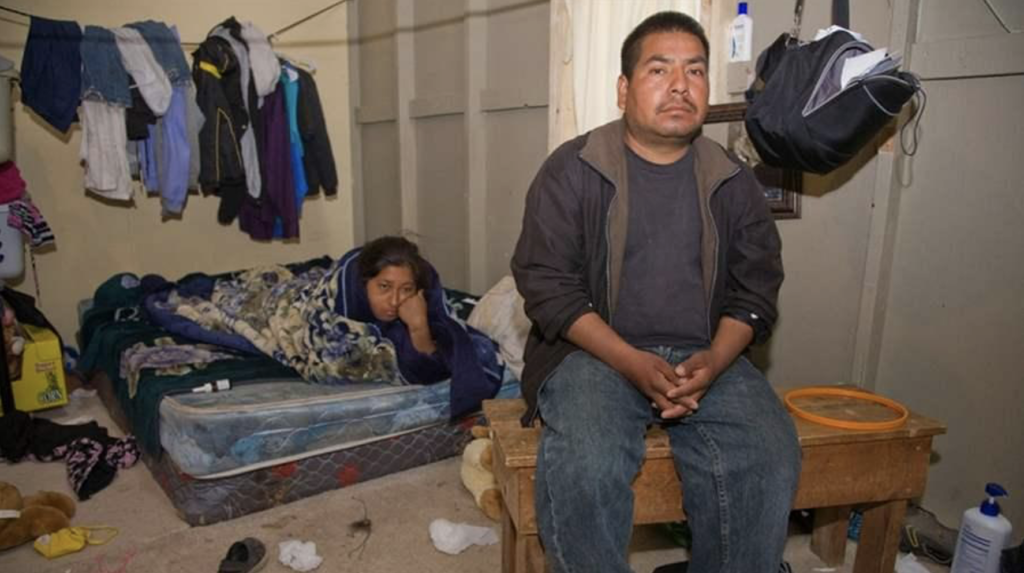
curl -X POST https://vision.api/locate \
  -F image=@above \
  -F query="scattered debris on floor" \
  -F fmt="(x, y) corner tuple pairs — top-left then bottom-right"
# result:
(428, 518), (498, 555)
(347, 497), (372, 559)
(278, 539), (322, 572)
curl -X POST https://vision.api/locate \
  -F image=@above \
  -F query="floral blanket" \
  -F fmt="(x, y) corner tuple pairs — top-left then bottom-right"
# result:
(161, 261), (404, 386)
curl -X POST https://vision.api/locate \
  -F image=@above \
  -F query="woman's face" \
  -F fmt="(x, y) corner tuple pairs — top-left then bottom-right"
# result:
(366, 264), (417, 322)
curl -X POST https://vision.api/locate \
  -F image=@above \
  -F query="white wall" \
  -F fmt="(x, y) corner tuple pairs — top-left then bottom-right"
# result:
(874, 0), (1024, 533)
(0, 0), (354, 343)
(719, 0), (1024, 531)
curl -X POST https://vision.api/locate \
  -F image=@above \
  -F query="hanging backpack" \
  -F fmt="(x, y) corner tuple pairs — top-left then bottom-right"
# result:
(743, 0), (923, 174)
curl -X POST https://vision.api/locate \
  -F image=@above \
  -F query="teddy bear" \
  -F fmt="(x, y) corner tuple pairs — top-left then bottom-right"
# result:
(460, 425), (502, 521)
(0, 481), (76, 552)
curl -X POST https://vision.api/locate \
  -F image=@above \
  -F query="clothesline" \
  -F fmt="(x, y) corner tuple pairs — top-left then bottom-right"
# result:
(0, 0), (351, 45)
(11, 8), (341, 240)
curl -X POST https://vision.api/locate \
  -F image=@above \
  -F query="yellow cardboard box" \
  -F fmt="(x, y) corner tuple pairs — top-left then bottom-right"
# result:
(0, 323), (67, 414)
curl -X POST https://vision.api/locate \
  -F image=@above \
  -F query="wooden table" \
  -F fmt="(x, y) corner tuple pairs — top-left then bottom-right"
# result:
(484, 388), (946, 573)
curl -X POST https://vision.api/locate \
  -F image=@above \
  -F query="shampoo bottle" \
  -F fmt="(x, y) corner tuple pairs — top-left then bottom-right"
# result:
(728, 2), (753, 63)
(951, 483), (1013, 573)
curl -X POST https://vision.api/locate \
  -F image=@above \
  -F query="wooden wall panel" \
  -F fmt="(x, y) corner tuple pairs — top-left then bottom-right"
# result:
(360, 123), (403, 241)
(352, 0), (549, 294)
(415, 116), (469, 289)
(484, 109), (547, 285)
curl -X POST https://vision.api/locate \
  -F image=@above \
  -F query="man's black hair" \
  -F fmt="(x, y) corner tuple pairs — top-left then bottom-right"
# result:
(621, 11), (709, 79)
(358, 235), (430, 291)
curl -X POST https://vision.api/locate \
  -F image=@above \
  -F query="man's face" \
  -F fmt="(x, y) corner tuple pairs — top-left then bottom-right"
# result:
(617, 31), (709, 148)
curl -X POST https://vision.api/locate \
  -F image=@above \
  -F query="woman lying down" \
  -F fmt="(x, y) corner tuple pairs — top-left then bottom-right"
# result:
(336, 235), (505, 416)
(146, 236), (504, 418)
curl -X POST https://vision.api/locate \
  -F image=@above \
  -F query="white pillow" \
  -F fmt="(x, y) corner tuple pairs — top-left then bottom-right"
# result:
(467, 276), (531, 380)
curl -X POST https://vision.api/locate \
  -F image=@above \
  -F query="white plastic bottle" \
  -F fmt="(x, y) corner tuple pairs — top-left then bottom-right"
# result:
(951, 483), (1013, 573)
(728, 2), (753, 63)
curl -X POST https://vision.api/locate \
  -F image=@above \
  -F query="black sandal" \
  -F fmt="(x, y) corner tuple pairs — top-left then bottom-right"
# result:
(218, 537), (268, 573)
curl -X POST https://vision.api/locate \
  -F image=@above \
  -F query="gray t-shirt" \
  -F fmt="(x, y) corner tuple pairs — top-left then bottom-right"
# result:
(611, 145), (710, 348)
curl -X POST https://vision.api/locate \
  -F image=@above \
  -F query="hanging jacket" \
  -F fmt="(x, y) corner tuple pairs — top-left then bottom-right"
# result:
(295, 68), (338, 196)
(191, 36), (248, 195)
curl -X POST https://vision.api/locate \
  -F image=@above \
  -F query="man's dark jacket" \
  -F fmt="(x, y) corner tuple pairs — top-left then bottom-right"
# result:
(511, 119), (784, 424)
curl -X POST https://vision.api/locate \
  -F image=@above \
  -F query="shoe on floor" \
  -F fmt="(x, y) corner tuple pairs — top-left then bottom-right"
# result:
(218, 537), (267, 573)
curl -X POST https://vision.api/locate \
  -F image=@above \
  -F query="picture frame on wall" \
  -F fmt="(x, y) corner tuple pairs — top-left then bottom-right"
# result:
(705, 103), (802, 220)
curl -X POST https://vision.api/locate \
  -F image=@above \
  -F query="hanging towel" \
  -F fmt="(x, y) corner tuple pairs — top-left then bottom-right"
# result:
(20, 17), (82, 133)
(79, 100), (133, 202)
(112, 27), (172, 116)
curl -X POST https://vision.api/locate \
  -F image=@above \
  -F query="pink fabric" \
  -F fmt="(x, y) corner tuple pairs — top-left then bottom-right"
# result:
(0, 162), (27, 204)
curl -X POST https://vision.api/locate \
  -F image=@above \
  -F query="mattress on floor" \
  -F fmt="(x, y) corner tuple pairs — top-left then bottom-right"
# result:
(160, 369), (521, 478)
(148, 416), (484, 526)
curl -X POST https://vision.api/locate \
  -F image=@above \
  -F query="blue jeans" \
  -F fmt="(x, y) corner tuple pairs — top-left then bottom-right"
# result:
(535, 347), (801, 573)
(81, 25), (132, 106)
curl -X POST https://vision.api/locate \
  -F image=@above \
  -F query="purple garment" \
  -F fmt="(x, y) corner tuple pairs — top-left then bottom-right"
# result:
(239, 85), (297, 240)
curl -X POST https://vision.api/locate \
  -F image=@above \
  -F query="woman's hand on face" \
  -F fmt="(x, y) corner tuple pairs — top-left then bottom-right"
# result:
(397, 290), (429, 331)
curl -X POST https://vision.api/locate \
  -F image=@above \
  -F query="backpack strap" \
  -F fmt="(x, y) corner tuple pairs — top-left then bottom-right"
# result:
(791, 0), (804, 39)
(832, 0), (850, 29)
(793, 0), (850, 40)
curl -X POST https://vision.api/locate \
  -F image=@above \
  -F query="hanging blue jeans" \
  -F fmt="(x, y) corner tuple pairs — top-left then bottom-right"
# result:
(126, 21), (192, 87)
(80, 26), (132, 106)
(535, 346), (801, 573)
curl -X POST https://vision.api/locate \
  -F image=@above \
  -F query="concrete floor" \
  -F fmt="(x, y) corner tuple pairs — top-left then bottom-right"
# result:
(0, 391), (951, 573)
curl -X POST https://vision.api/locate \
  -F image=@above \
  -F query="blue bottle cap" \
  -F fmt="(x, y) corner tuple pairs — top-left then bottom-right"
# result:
(980, 482), (1008, 516)
(738, 2), (748, 15)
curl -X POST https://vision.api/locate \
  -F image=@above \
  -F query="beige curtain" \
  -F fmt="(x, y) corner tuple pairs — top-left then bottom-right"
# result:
(549, 0), (700, 150)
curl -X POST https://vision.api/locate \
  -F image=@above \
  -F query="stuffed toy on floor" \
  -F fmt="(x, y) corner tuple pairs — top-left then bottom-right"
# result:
(460, 425), (502, 521)
(0, 481), (76, 552)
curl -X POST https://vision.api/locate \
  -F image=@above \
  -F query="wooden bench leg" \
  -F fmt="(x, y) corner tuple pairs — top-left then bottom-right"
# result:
(811, 505), (851, 566)
(502, 506), (546, 573)
(853, 500), (907, 573)
(501, 507), (519, 573)
(524, 536), (545, 573)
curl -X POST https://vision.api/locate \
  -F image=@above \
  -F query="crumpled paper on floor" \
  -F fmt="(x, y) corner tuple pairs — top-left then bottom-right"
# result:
(278, 539), (323, 572)
(894, 552), (931, 573)
(429, 518), (499, 555)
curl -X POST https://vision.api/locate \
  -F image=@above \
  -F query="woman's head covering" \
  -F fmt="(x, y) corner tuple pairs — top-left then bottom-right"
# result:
(336, 247), (503, 418)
